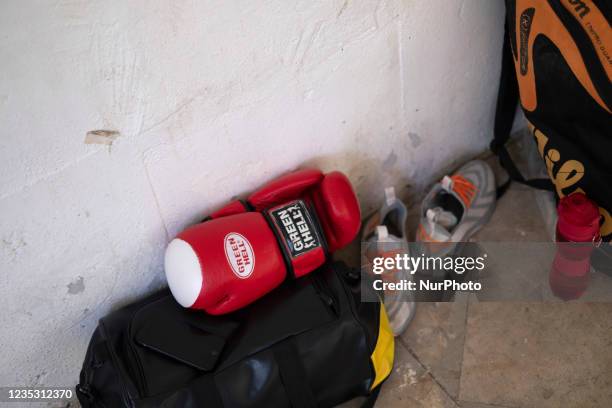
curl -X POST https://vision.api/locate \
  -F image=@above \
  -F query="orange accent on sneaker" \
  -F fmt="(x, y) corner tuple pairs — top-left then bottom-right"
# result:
(417, 225), (454, 255)
(417, 224), (434, 242)
(450, 175), (477, 208)
(417, 224), (445, 243)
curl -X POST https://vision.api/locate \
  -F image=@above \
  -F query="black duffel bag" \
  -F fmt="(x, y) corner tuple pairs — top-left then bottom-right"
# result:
(76, 261), (394, 407)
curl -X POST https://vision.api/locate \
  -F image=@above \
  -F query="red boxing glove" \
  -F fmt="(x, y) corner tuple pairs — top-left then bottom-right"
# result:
(165, 170), (360, 314)
(205, 168), (324, 220)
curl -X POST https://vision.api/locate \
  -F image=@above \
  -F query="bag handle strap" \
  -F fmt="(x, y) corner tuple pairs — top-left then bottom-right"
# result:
(490, 18), (554, 198)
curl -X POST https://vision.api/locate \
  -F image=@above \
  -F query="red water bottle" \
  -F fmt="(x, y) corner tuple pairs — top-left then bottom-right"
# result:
(549, 193), (601, 300)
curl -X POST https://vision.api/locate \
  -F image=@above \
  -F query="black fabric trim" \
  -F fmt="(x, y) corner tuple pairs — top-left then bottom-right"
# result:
(492, 21), (520, 152)
(546, 0), (612, 109)
(497, 140), (554, 190)
(241, 199), (255, 211)
(360, 384), (382, 408)
(193, 376), (225, 408)
(273, 341), (317, 408)
(491, 17), (554, 197)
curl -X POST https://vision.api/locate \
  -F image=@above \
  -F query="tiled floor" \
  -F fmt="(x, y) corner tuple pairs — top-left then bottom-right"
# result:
(339, 169), (612, 407)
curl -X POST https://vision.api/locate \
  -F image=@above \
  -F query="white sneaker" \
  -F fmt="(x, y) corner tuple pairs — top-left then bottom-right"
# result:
(362, 187), (416, 336)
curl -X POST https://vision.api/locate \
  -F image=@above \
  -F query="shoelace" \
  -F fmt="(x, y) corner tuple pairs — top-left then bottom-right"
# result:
(442, 175), (477, 208)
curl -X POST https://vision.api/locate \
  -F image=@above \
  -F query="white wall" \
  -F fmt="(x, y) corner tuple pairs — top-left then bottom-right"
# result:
(0, 0), (505, 393)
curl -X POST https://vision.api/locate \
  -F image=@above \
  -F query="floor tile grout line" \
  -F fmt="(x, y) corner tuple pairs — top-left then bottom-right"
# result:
(456, 293), (472, 402)
(453, 298), (520, 408)
(456, 399), (521, 408)
(397, 336), (459, 405)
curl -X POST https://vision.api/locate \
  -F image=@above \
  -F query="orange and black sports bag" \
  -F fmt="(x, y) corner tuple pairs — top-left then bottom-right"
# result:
(492, 0), (611, 243)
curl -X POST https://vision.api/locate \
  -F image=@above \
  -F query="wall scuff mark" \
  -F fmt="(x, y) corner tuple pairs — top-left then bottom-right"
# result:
(67, 276), (85, 295)
(84, 130), (120, 145)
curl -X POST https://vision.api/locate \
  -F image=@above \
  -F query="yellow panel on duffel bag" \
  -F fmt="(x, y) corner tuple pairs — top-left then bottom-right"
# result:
(370, 303), (395, 390)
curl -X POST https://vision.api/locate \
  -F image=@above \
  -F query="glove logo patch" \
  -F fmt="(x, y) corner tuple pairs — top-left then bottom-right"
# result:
(224, 233), (255, 279)
(270, 200), (321, 258)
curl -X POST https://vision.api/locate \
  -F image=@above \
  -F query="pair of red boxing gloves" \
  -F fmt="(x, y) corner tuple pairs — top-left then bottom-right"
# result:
(164, 168), (361, 315)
